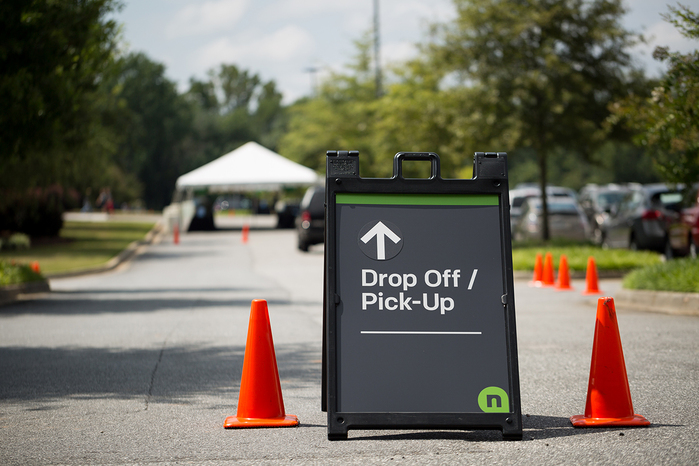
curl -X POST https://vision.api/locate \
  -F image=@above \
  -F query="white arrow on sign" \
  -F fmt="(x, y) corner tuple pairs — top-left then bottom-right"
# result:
(360, 221), (401, 260)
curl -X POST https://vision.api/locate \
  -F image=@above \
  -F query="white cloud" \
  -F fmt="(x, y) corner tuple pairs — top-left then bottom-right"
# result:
(256, 25), (315, 60)
(196, 25), (314, 70)
(166, 0), (249, 38)
(387, 0), (454, 22)
(644, 20), (695, 52)
(259, 0), (377, 38)
(262, 0), (357, 20)
(381, 40), (418, 65)
(630, 19), (697, 77)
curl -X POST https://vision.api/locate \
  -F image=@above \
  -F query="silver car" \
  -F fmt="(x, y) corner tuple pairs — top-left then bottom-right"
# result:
(514, 197), (591, 242)
(509, 186), (578, 233)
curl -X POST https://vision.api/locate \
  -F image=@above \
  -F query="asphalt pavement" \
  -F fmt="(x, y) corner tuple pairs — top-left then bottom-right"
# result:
(1, 227), (698, 465)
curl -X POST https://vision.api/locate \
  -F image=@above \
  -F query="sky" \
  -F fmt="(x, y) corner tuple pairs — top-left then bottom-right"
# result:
(114, 0), (699, 104)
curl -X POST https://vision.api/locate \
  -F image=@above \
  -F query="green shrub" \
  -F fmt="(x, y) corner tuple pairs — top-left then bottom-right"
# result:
(2, 233), (31, 250)
(623, 259), (699, 293)
(0, 260), (43, 287)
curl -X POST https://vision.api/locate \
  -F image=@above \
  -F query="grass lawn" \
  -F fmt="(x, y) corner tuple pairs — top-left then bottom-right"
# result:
(623, 258), (699, 293)
(0, 221), (156, 276)
(512, 242), (662, 272)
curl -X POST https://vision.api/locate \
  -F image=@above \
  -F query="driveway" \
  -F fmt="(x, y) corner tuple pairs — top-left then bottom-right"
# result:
(0, 229), (697, 464)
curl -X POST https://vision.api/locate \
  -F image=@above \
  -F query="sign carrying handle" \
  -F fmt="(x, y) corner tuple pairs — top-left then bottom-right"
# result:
(393, 152), (441, 180)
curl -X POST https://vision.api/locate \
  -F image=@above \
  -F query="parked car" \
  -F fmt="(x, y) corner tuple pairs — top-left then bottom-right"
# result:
(601, 184), (692, 258)
(578, 184), (634, 244)
(513, 196), (590, 242)
(680, 186), (699, 258)
(296, 186), (325, 251)
(275, 199), (300, 229)
(509, 185), (577, 233)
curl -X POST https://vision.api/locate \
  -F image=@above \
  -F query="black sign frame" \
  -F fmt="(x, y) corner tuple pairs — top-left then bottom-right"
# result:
(323, 151), (522, 440)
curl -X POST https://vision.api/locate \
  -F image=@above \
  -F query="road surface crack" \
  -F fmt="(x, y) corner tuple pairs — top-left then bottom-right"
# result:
(144, 321), (181, 411)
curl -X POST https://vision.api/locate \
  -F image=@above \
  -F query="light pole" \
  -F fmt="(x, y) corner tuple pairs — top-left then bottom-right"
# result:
(305, 66), (319, 96)
(373, 0), (382, 98)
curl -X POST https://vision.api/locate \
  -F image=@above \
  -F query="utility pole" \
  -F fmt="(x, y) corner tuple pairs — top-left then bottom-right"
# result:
(373, 0), (382, 98)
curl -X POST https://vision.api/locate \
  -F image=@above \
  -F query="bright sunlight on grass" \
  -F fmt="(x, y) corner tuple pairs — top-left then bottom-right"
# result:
(623, 258), (699, 293)
(0, 221), (156, 276)
(512, 242), (662, 272)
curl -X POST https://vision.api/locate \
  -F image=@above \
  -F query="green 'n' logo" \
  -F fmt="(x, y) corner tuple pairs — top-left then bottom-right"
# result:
(478, 386), (509, 413)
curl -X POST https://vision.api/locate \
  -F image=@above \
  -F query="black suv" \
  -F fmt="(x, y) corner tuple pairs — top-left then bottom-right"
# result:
(296, 186), (325, 251)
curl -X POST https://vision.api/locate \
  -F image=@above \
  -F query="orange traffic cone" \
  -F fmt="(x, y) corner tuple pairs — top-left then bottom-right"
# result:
(224, 299), (299, 429)
(570, 297), (650, 427)
(173, 222), (180, 245)
(542, 252), (555, 287)
(582, 256), (602, 295)
(555, 255), (573, 291)
(529, 253), (544, 287)
(242, 224), (250, 244)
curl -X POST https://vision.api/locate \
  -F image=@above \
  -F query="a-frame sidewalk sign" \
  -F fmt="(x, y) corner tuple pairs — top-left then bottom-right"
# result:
(323, 151), (522, 441)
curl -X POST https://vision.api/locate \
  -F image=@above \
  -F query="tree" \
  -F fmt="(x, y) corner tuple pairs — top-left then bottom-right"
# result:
(278, 35), (380, 175)
(430, 0), (643, 239)
(108, 53), (193, 210)
(608, 4), (699, 191)
(279, 32), (475, 179)
(0, 0), (122, 190)
(372, 59), (474, 178)
(186, 64), (286, 161)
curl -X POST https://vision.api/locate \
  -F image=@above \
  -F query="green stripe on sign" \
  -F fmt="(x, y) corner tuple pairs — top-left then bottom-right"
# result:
(336, 193), (499, 206)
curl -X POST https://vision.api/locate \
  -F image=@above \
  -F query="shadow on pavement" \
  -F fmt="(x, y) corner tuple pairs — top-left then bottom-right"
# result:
(0, 296), (321, 316)
(49, 288), (262, 294)
(522, 414), (674, 440)
(0, 342), (321, 406)
(331, 414), (648, 442)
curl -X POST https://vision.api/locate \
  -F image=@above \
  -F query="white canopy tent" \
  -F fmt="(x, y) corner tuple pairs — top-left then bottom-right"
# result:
(175, 141), (319, 192)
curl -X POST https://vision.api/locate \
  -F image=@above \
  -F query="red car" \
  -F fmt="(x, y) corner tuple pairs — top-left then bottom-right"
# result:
(681, 187), (699, 258)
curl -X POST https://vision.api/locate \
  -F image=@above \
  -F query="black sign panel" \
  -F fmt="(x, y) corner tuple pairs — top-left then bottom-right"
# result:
(324, 152), (521, 440)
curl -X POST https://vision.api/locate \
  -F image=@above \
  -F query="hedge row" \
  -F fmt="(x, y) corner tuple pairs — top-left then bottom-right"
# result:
(0, 186), (78, 237)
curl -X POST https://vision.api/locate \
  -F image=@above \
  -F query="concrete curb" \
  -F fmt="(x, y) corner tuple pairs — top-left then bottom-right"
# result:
(0, 280), (51, 306)
(516, 269), (699, 316)
(614, 288), (699, 316)
(513, 269), (628, 280)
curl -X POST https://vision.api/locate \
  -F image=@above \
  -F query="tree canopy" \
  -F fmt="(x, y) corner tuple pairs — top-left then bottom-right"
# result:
(0, 0), (122, 190)
(608, 4), (699, 191)
(429, 0), (644, 239)
(0, 0), (676, 239)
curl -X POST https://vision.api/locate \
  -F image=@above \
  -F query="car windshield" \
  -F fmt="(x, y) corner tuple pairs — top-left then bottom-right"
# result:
(659, 192), (682, 206)
(597, 191), (626, 209)
(531, 201), (579, 214)
(512, 197), (529, 208)
(648, 190), (683, 210)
